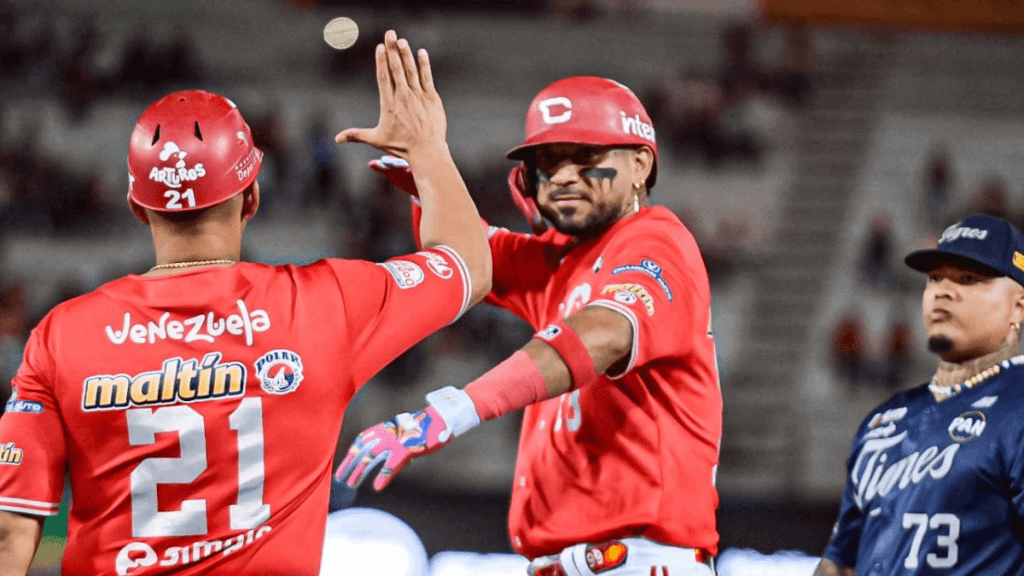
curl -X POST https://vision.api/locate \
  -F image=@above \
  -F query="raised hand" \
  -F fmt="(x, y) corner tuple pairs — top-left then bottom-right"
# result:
(335, 30), (446, 159)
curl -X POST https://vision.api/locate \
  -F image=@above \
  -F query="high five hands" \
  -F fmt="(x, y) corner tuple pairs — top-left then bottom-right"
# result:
(335, 30), (446, 159)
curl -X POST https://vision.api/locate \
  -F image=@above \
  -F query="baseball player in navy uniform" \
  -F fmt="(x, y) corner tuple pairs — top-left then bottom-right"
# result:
(816, 213), (1024, 575)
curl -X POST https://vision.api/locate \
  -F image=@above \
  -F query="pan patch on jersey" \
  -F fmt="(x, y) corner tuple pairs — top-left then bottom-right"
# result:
(610, 259), (673, 301)
(255, 349), (304, 395)
(949, 411), (986, 443)
(379, 260), (425, 289)
(602, 283), (655, 315)
(0, 442), (24, 465)
(585, 541), (628, 573)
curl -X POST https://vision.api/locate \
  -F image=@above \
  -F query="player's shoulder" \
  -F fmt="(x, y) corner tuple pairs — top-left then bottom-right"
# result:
(855, 383), (931, 435)
(602, 207), (702, 270)
(610, 207), (696, 249)
(988, 354), (1024, 400)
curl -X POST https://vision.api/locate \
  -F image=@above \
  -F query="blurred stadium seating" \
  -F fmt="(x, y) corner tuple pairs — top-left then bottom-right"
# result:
(3, 0), (1023, 573)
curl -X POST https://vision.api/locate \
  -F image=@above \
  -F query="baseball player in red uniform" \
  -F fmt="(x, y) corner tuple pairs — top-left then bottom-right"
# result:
(0, 31), (491, 576)
(337, 76), (722, 576)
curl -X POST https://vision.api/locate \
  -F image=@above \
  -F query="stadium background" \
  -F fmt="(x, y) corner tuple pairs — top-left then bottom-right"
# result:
(0, 0), (1022, 572)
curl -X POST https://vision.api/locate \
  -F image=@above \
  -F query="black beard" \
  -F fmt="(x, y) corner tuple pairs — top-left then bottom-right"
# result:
(540, 201), (621, 240)
(928, 335), (955, 355)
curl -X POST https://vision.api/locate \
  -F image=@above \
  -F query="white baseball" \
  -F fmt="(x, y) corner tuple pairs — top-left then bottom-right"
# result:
(323, 17), (359, 50)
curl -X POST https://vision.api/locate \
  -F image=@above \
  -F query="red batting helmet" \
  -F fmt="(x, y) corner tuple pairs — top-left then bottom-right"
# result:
(127, 90), (263, 212)
(506, 76), (658, 187)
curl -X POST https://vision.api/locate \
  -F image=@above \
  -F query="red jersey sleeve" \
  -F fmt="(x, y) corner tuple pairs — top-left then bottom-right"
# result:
(0, 316), (67, 516)
(584, 230), (711, 377)
(484, 226), (563, 325)
(319, 246), (472, 386)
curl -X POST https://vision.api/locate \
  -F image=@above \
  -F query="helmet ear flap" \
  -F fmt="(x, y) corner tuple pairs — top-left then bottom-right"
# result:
(522, 158), (538, 199)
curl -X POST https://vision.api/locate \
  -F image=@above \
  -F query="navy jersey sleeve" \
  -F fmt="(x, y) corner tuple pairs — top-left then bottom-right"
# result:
(823, 417), (873, 568)
(823, 469), (864, 567)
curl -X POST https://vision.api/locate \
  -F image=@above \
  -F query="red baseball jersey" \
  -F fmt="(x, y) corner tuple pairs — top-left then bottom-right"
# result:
(0, 249), (470, 576)
(486, 206), (722, 559)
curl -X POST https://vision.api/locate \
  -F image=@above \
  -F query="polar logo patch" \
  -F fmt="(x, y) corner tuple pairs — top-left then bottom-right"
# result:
(255, 349), (304, 395)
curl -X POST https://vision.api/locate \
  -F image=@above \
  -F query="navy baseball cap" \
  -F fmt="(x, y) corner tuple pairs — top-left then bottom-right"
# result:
(904, 214), (1024, 286)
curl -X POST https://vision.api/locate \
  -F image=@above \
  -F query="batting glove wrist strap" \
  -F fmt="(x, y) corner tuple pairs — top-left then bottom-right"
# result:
(425, 386), (481, 439)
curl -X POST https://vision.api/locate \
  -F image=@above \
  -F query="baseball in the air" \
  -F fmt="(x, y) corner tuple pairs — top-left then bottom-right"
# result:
(323, 17), (359, 50)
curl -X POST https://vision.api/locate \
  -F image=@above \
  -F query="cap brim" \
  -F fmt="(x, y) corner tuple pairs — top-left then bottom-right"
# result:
(904, 249), (1005, 277)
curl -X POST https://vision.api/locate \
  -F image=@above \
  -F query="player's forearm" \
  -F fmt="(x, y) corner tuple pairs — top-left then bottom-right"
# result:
(523, 307), (632, 397)
(408, 144), (492, 304)
(463, 306), (632, 422)
(0, 511), (43, 576)
(812, 558), (855, 576)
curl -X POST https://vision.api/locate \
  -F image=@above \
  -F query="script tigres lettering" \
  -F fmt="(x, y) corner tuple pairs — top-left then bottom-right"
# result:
(851, 431), (959, 509)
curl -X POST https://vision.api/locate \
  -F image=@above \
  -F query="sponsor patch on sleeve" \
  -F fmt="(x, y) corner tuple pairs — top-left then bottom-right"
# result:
(418, 251), (454, 279)
(378, 260), (425, 289)
(601, 283), (655, 315)
(610, 259), (672, 301)
(4, 387), (44, 415)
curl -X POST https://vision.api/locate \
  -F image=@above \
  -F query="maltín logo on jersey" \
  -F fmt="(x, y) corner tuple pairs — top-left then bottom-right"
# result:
(0, 442), (24, 465)
(82, 353), (246, 411)
(255, 350), (304, 395)
(948, 411), (986, 443)
(379, 260), (425, 289)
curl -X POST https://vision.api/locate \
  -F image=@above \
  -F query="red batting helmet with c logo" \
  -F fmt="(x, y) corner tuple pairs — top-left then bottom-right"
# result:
(506, 76), (658, 187)
(127, 90), (263, 212)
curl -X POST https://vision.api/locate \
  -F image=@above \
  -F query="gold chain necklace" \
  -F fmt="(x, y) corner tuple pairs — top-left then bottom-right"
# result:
(928, 355), (1023, 401)
(150, 259), (236, 272)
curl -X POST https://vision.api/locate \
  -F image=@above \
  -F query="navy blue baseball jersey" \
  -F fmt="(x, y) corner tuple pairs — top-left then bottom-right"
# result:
(824, 355), (1024, 575)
